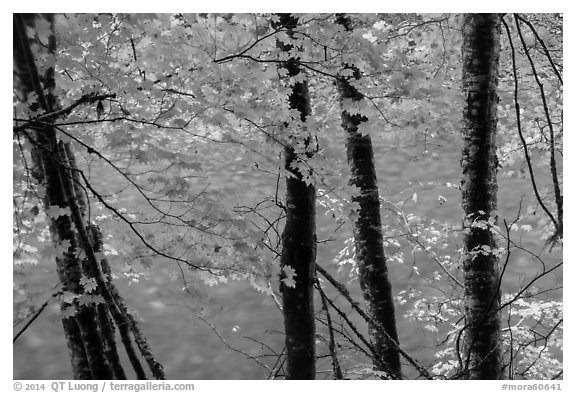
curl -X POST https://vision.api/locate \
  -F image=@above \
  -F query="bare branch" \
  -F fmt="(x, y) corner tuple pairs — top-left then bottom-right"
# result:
(513, 14), (562, 243)
(515, 14), (563, 85)
(13, 93), (116, 133)
(315, 263), (433, 379)
(315, 280), (344, 379)
(501, 16), (559, 232)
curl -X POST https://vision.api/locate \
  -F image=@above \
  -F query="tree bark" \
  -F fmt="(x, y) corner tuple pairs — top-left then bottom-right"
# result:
(334, 14), (402, 379)
(59, 145), (126, 379)
(15, 13), (166, 381)
(460, 13), (503, 380)
(13, 13), (113, 379)
(276, 13), (317, 380)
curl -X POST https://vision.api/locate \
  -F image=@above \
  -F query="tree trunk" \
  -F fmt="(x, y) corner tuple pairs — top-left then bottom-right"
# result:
(13, 13), (113, 379)
(15, 13), (167, 381)
(460, 13), (503, 380)
(57, 145), (126, 378)
(334, 14), (402, 379)
(276, 13), (317, 380)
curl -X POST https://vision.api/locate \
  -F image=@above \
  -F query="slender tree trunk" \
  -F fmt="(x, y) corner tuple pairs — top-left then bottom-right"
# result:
(58, 142), (165, 379)
(59, 143), (128, 380)
(276, 13), (316, 380)
(460, 13), (503, 380)
(334, 14), (402, 379)
(59, 146), (125, 378)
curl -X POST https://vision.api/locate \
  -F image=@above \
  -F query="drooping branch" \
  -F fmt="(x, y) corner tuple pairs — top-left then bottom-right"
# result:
(315, 280), (343, 379)
(501, 17), (559, 234)
(381, 200), (464, 289)
(513, 14), (562, 242)
(197, 316), (273, 374)
(514, 14), (563, 85)
(314, 281), (380, 368)
(315, 264), (432, 379)
(213, 24), (285, 64)
(13, 292), (58, 344)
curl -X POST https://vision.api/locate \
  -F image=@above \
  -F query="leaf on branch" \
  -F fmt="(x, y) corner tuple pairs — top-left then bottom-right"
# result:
(61, 306), (77, 319)
(281, 265), (298, 288)
(78, 294), (105, 307)
(54, 239), (72, 258)
(45, 205), (71, 220)
(79, 276), (98, 293)
(249, 275), (273, 295)
(61, 290), (77, 304)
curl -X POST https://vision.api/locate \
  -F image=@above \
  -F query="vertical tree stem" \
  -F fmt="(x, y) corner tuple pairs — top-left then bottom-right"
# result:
(334, 13), (402, 378)
(460, 13), (503, 380)
(275, 13), (317, 380)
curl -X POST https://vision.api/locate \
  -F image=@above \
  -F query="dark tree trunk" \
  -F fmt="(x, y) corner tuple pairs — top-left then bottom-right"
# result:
(58, 145), (126, 378)
(334, 14), (402, 379)
(13, 13), (113, 379)
(460, 13), (503, 380)
(14, 13), (165, 380)
(276, 13), (317, 380)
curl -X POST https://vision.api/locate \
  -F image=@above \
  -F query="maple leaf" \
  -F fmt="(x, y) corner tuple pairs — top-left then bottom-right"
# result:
(61, 306), (77, 319)
(61, 291), (77, 304)
(54, 239), (72, 257)
(78, 294), (105, 307)
(79, 276), (98, 293)
(45, 206), (71, 220)
(281, 265), (298, 288)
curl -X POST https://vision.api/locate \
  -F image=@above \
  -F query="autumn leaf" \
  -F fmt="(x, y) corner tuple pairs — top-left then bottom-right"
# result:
(45, 206), (71, 220)
(281, 265), (298, 288)
(79, 276), (98, 294)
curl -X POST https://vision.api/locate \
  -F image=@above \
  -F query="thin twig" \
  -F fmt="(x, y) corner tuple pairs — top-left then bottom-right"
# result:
(513, 14), (562, 242)
(316, 280), (344, 379)
(501, 16), (558, 231)
(13, 294), (58, 343)
(315, 263), (433, 379)
(515, 14), (563, 85)
(13, 93), (116, 133)
(197, 316), (273, 374)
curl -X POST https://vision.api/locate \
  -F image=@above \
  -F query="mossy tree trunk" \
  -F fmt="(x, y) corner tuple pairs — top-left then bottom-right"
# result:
(276, 13), (317, 380)
(333, 14), (402, 379)
(460, 13), (503, 380)
(14, 13), (164, 380)
(13, 13), (113, 379)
